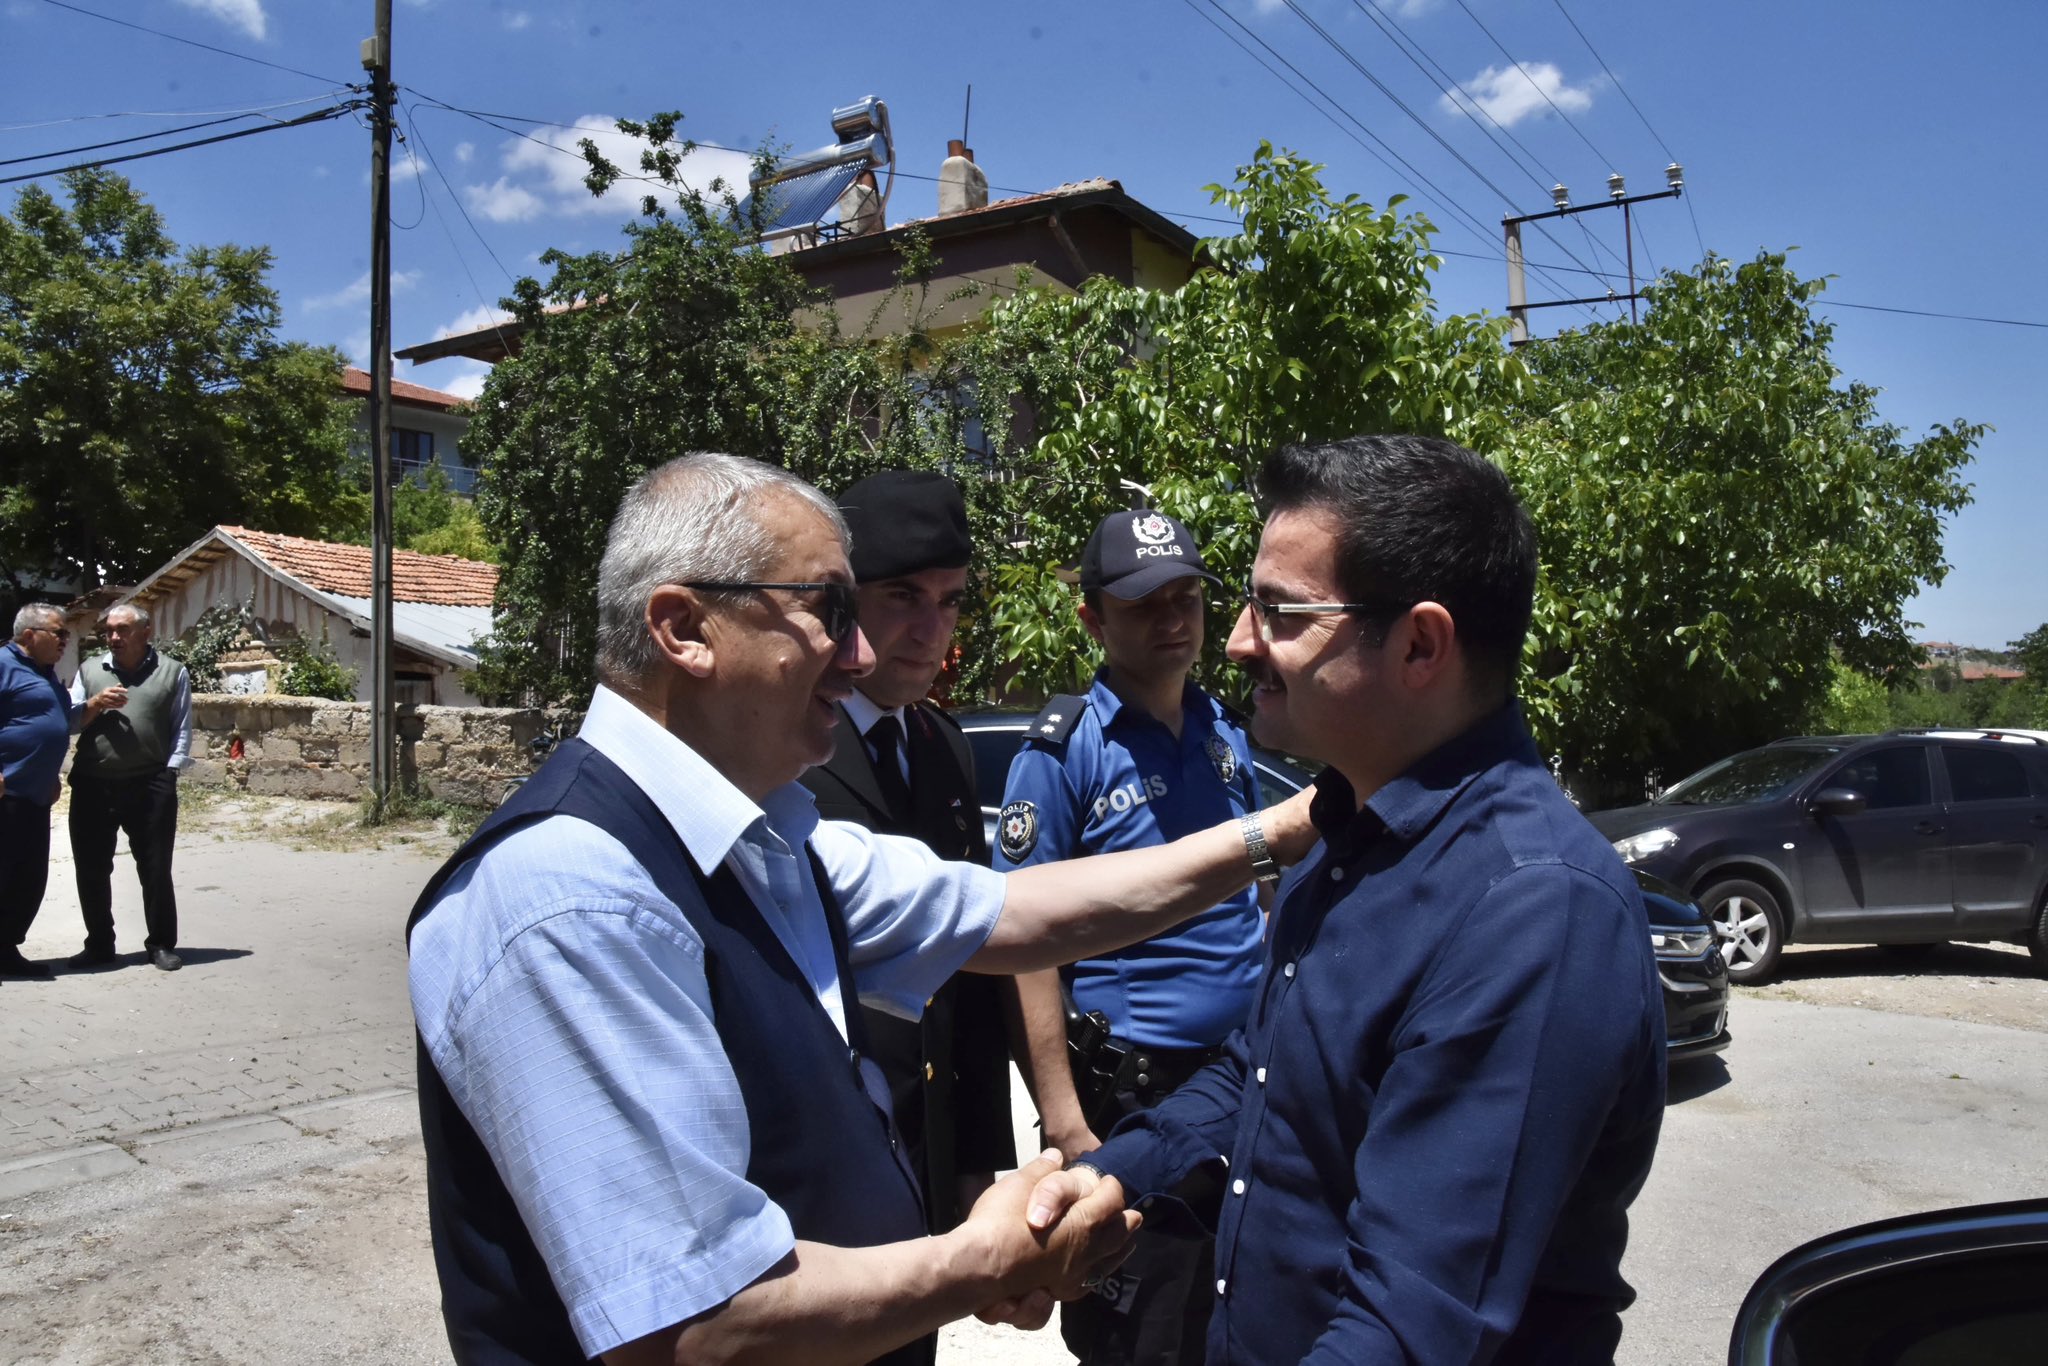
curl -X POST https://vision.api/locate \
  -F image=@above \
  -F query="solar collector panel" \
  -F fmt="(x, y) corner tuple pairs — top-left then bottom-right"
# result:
(740, 161), (866, 235)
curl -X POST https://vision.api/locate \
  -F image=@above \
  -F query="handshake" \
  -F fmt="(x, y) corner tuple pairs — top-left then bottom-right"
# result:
(953, 1150), (1132, 1332)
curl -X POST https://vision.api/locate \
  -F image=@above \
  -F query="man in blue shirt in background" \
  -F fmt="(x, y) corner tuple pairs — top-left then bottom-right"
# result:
(1028, 434), (1666, 1366)
(997, 508), (1267, 1366)
(1, 603), (78, 978)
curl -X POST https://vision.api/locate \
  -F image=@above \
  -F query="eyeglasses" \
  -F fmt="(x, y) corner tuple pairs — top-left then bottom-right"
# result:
(679, 581), (860, 644)
(1240, 590), (1411, 645)
(28, 625), (71, 642)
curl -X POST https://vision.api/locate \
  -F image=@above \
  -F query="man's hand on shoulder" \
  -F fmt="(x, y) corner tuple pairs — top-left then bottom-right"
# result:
(1261, 782), (1320, 866)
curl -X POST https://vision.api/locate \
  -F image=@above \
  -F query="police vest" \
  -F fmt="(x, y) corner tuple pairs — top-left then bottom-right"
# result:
(406, 738), (930, 1366)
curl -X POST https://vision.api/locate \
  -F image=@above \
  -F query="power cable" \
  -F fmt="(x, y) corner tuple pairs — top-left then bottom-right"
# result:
(1451, 0), (1612, 167)
(1275, 0), (1615, 308)
(0, 108), (305, 169)
(0, 102), (358, 187)
(402, 101), (516, 284)
(0, 92), (355, 135)
(1547, 0), (1708, 261)
(1813, 300), (2048, 331)
(32, 0), (348, 87)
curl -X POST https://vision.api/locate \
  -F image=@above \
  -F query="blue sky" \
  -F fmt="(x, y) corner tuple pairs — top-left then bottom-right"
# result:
(6, 0), (2042, 648)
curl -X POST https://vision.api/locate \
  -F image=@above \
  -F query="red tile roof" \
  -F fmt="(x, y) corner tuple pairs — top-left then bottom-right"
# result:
(340, 365), (469, 412)
(220, 526), (497, 606)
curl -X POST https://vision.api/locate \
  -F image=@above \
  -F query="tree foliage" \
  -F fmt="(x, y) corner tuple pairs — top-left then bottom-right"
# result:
(972, 145), (1523, 693)
(2010, 623), (2048, 685)
(1500, 253), (1979, 794)
(0, 171), (363, 606)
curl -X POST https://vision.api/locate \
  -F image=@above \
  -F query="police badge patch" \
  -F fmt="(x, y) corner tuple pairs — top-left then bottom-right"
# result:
(998, 800), (1040, 860)
(1205, 734), (1239, 784)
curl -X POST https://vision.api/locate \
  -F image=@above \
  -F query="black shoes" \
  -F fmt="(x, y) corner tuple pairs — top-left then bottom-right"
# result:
(148, 947), (183, 972)
(68, 946), (120, 969)
(0, 948), (54, 979)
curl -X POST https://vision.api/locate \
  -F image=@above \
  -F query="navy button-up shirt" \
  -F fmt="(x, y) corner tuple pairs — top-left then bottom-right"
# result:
(0, 640), (76, 804)
(1090, 704), (1665, 1365)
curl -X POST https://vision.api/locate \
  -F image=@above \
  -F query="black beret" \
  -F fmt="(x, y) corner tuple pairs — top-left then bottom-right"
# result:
(838, 470), (972, 582)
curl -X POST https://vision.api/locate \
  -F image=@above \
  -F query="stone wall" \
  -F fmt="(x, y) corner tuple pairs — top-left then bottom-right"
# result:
(184, 694), (574, 806)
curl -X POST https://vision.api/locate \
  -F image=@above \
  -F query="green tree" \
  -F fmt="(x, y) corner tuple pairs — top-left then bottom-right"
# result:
(1500, 253), (1979, 796)
(464, 115), (1015, 703)
(0, 171), (363, 606)
(2010, 624), (2048, 684)
(972, 144), (1524, 694)
(386, 466), (500, 563)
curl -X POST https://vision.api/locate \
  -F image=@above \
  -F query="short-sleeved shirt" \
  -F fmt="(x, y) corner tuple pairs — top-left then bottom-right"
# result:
(994, 672), (1262, 1050)
(407, 686), (1008, 1358)
(0, 640), (75, 803)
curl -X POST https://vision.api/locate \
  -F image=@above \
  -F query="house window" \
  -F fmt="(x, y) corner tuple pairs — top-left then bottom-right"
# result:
(395, 672), (434, 707)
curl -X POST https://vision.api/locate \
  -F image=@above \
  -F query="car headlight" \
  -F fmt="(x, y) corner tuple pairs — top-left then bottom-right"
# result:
(1650, 927), (1716, 959)
(1612, 827), (1679, 864)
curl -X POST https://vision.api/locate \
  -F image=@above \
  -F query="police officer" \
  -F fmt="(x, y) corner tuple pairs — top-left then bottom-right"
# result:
(799, 470), (1016, 1233)
(995, 508), (1267, 1366)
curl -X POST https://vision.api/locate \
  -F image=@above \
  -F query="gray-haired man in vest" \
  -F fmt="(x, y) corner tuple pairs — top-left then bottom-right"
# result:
(67, 603), (192, 972)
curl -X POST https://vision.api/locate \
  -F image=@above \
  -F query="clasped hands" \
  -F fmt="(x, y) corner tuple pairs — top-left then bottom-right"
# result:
(956, 1149), (1131, 1332)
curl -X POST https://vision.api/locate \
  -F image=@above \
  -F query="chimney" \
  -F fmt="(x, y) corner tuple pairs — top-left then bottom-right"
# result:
(834, 168), (883, 237)
(938, 139), (988, 216)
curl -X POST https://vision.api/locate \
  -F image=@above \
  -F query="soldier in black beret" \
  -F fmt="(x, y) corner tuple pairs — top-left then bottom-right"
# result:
(798, 470), (1018, 1232)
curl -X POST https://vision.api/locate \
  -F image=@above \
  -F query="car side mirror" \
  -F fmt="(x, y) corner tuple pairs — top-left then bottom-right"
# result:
(1807, 787), (1867, 819)
(1728, 1198), (2048, 1364)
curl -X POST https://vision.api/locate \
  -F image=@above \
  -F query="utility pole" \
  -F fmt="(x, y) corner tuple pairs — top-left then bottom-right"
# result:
(362, 0), (395, 811)
(1502, 164), (1684, 345)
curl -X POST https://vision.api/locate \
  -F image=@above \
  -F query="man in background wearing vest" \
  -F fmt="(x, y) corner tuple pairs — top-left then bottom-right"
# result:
(67, 603), (192, 973)
(996, 508), (1268, 1366)
(406, 453), (1317, 1366)
(799, 470), (1016, 1235)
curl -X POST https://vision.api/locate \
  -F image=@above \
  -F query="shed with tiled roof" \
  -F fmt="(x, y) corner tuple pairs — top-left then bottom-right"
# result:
(122, 526), (498, 706)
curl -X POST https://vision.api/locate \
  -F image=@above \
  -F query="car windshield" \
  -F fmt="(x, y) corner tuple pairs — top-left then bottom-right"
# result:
(1653, 745), (1842, 806)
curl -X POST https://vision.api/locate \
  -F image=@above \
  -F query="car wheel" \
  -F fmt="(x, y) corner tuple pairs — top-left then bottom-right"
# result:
(1701, 878), (1786, 985)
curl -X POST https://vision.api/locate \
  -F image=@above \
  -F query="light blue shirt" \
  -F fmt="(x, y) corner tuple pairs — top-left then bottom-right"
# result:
(408, 686), (1006, 1358)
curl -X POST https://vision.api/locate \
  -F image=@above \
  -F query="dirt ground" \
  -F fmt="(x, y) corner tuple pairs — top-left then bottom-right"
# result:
(1750, 938), (2047, 1033)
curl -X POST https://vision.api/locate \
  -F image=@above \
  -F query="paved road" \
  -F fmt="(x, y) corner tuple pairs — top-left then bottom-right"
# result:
(2, 811), (2042, 1364)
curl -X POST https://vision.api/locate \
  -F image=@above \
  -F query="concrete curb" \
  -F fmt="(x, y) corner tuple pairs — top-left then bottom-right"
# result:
(0, 1087), (418, 1205)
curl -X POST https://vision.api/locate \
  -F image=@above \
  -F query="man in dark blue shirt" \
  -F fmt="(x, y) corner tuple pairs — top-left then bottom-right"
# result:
(997, 508), (1266, 1365)
(2, 604), (88, 978)
(1027, 434), (1666, 1365)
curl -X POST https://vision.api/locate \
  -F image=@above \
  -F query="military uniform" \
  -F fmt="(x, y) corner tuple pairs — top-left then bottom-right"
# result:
(800, 695), (1016, 1231)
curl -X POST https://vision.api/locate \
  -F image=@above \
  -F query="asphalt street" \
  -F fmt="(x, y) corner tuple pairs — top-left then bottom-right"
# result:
(1, 807), (2042, 1364)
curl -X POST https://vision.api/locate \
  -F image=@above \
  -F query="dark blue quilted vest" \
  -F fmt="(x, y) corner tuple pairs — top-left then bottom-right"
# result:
(407, 738), (931, 1364)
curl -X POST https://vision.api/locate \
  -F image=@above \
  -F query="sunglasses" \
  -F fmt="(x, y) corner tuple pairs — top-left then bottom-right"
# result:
(1240, 590), (1411, 645)
(680, 581), (861, 644)
(30, 625), (72, 642)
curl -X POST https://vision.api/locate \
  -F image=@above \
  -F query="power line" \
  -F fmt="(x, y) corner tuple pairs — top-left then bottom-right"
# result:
(402, 101), (516, 284)
(1345, 0), (1629, 277)
(0, 92), (354, 135)
(1451, 0), (1613, 167)
(0, 107), (327, 170)
(1547, 0), (1708, 262)
(0, 102), (358, 187)
(32, 0), (348, 87)
(1814, 300), (2048, 331)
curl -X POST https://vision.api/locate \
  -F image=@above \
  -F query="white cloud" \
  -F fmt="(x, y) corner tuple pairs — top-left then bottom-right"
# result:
(454, 141), (475, 164)
(504, 10), (532, 30)
(464, 177), (546, 223)
(304, 269), (420, 313)
(469, 115), (756, 223)
(427, 363), (494, 401)
(440, 305), (516, 338)
(343, 330), (369, 370)
(176, 0), (265, 40)
(393, 153), (425, 183)
(1440, 62), (1595, 128)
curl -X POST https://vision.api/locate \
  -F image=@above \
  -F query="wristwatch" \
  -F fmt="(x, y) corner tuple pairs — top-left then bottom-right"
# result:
(1239, 812), (1282, 883)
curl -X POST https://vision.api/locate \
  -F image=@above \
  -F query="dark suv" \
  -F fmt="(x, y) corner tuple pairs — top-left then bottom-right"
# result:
(1587, 730), (2048, 983)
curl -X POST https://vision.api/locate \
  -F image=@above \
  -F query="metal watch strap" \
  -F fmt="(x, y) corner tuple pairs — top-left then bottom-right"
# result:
(1239, 812), (1282, 883)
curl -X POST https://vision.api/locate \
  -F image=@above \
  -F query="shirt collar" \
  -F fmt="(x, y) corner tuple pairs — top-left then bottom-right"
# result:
(841, 687), (904, 740)
(1311, 702), (1536, 850)
(5, 639), (53, 678)
(1087, 668), (1212, 733)
(578, 684), (821, 874)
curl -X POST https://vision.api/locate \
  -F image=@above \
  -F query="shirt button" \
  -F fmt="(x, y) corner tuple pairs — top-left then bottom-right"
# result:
(924, 1062), (935, 1082)
(1255, 1067), (1267, 1084)
(1329, 866), (1345, 881)
(1283, 961), (1296, 978)
(1231, 1178), (1246, 1196)
(1216, 1279), (1228, 1296)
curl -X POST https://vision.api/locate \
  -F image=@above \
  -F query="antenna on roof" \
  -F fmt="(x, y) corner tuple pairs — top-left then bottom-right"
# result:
(963, 85), (972, 145)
